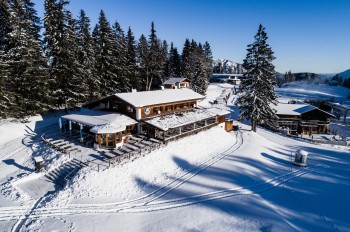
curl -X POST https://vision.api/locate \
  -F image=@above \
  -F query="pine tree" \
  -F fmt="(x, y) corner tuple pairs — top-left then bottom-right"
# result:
(63, 9), (86, 105)
(203, 41), (213, 64)
(168, 42), (181, 77)
(0, 0), (12, 116)
(5, 0), (48, 117)
(113, 21), (131, 92)
(180, 38), (191, 80)
(126, 27), (140, 90)
(76, 9), (100, 101)
(202, 41), (213, 85)
(237, 24), (277, 132)
(92, 10), (119, 96)
(137, 34), (149, 91)
(22, 0), (41, 40)
(44, 0), (85, 109)
(160, 40), (169, 80)
(147, 22), (164, 90)
(188, 40), (209, 95)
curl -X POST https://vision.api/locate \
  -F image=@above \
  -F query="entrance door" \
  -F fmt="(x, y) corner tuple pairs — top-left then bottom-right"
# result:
(106, 133), (115, 148)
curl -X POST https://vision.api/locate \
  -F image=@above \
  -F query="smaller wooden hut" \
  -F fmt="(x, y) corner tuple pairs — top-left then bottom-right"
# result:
(163, 77), (190, 89)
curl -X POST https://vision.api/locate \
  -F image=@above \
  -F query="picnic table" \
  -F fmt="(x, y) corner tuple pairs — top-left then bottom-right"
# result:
(124, 143), (139, 151)
(149, 138), (162, 144)
(112, 149), (125, 156)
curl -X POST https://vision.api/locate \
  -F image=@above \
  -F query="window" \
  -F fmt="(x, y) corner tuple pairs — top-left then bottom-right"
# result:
(127, 106), (134, 112)
(165, 105), (173, 111)
(153, 106), (163, 114)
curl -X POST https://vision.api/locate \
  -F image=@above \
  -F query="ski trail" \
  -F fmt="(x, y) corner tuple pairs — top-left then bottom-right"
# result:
(0, 163), (323, 220)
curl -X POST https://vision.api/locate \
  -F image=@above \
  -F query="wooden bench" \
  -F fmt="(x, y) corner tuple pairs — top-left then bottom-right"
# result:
(149, 138), (163, 144)
(103, 152), (116, 160)
(124, 143), (139, 151)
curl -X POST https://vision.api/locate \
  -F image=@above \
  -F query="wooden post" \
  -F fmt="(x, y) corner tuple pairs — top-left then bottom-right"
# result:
(105, 133), (109, 147)
(98, 164), (100, 172)
(97, 134), (101, 148)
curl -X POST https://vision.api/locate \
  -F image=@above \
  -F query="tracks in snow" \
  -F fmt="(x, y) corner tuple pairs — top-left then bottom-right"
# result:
(0, 163), (323, 219)
(0, 129), (327, 224)
(0, 131), (243, 220)
(0, 131), (326, 219)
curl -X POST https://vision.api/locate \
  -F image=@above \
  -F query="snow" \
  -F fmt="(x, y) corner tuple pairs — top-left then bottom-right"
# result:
(273, 103), (316, 115)
(277, 82), (350, 103)
(90, 123), (126, 134)
(144, 108), (229, 131)
(49, 126), (235, 205)
(163, 77), (188, 85)
(115, 88), (205, 107)
(0, 83), (350, 231)
(61, 110), (137, 127)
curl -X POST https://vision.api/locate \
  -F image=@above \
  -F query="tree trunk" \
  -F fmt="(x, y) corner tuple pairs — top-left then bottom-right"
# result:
(251, 119), (257, 132)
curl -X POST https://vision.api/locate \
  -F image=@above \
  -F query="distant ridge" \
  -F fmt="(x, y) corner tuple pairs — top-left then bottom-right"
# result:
(336, 69), (350, 79)
(212, 59), (244, 74)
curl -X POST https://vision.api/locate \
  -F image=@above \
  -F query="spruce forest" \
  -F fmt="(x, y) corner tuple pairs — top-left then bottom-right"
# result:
(0, 0), (213, 118)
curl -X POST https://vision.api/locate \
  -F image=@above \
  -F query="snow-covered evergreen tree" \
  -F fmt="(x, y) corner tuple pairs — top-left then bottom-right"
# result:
(113, 21), (131, 92)
(76, 9), (100, 101)
(92, 10), (119, 96)
(203, 41), (212, 64)
(5, 0), (48, 117)
(237, 24), (277, 132)
(43, 0), (84, 109)
(189, 40), (209, 95)
(137, 34), (149, 91)
(147, 22), (164, 90)
(125, 27), (140, 90)
(0, 0), (12, 116)
(160, 39), (169, 80)
(168, 42), (181, 77)
(180, 38), (191, 80)
(22, 0), (41, 40)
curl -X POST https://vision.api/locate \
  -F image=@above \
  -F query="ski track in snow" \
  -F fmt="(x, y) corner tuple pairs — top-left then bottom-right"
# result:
(0, 131), (328, 221)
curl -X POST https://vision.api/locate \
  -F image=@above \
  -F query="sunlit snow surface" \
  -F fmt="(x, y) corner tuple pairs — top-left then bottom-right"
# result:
(0, 83), (349, 231)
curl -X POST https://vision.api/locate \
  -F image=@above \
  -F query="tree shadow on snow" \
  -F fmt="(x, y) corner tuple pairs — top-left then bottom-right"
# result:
(2, 159), (34, 172)
(132, 145), (350, 231)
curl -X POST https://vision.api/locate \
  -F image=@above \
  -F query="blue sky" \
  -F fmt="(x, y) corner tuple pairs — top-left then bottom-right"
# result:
(32, 0), (350, 74)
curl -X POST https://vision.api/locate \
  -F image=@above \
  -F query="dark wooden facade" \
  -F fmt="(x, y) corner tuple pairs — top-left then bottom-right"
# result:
(140, 100), (197, 119)
(85, 95), (200, 120)
(266, 108), (334, 135)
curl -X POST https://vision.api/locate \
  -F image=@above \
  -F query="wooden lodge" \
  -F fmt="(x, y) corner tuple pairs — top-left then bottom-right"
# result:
(265, 103), (335, 135)
(62, 88), (230, 149)
(162, 77), (190, 89)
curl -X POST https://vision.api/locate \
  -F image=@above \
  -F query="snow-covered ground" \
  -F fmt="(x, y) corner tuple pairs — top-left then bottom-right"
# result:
(0, 83), (350, 231)
(277, 82), (350, 102)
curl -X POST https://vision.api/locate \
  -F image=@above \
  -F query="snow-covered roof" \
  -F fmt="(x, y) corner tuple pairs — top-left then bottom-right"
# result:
(61, 110), (137, 127)
(115, 88), (204, 108)
(204, 107), (231, 116)
(144, 108), (229, 131)
(33, 156), (43, 162)
(273, 103), (334, 117)
(273, 103), (316, 116)
(163, 77), (188, 85)
(90, 123), (126, 134)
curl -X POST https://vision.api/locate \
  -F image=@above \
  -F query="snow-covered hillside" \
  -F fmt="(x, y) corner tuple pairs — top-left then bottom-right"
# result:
(0, 83), (350, 231)
(337, 69), (350, 79)
(212, 59), (244, 74)
(277, 82), (350, 103)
